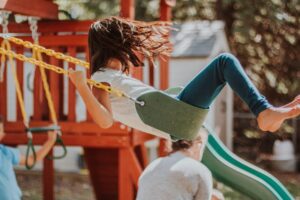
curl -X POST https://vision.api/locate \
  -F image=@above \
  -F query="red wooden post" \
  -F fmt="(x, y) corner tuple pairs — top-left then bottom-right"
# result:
(148, 59), (155, 86)
(85, 47), (93, 122)
(128, 148), (142, 187)
(159, 0), (173, 90)
(119, 1), (137, 200)
(134, 144), (149, 168)
(43, 149), (54, 200)
(158, 0), (174, 155)
(119, 148), (134, 200)
(67, 47), (76, 121)
(120, 0), (135, 19)
(0, 0), (58, 19)
(84, 148), (119, 199)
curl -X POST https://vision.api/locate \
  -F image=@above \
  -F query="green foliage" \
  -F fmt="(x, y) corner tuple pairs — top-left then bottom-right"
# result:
(170, 0), (299, 105)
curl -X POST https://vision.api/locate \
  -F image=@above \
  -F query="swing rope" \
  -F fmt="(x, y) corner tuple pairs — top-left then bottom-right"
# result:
(0, 12), (36, 169)
(28, 17), (67, 161)
(0, 13), (66, 169)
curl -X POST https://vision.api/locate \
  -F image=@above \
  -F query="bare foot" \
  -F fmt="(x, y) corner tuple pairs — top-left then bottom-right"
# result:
(257, 97), (300, 132)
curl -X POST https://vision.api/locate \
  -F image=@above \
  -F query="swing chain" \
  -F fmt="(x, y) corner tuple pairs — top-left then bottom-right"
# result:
(6, 37), (89, 68)
(28, 17), (39, 44)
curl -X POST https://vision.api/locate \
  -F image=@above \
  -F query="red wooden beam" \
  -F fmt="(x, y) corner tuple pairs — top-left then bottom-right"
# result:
(43, 150), (54, 200)
(0, 20), (92, 34)
(3, 133), (131, 147)
(120, 0), (135, 19)
(67, 47), (77, 121)
(158, 0), (173, 156)
(84, 148), (119, 199)
(119, 148), (134, 200)
(159, 0), (173, 90)
(0, 0), (58, 19)
(4, 121), (130, 134)
(128, 148), (142, 187)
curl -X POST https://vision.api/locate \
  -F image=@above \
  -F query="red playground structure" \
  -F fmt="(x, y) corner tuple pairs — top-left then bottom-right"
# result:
(0, 0), (175, 199)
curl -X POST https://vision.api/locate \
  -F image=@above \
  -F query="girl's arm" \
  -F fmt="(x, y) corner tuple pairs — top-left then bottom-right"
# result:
(68, 70), (114, 129)
(19, 131), (57, 166)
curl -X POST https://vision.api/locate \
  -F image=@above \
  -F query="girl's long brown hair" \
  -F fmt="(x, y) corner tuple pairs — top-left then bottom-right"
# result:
(88, 16), (173, 75)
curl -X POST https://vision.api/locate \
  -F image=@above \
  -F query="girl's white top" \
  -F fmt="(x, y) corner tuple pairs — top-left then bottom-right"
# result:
(91, 68), (171, 140)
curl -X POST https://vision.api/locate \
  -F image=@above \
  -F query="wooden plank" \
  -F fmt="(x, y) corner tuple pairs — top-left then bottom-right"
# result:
(134, 144), (148, 168)
(67, 47), (76, 121)
(128, 148), (142, 188)
(159, 0), (171, 90)
(85, 47), (93, 122)
(0, 0), (58, 19)
(160, 0), (173, 21)
(2, 133), (130, 147)
(10, 35), (88, 48)
(84, 148), (119, 200)
(119, 148), (134, 200)
(16, 46), (24, 121)
(43, 149), (54, 200)
(148, 58), (155, 86)
(159, 58), (169, 90)
(4, 121), (130, 134)
(131, 66), (143, 81)
(1, 20), (92, 34)
(120, 0), (135, 19)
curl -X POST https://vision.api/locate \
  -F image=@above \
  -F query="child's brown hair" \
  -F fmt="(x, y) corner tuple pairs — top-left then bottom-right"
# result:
(88, 16), (173, 74)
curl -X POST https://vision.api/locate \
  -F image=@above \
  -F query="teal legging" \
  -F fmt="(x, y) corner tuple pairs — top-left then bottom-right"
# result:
(177, 53), (272, 116)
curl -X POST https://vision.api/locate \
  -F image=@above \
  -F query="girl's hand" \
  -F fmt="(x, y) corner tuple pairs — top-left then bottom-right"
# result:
(68, 69), (87, 87)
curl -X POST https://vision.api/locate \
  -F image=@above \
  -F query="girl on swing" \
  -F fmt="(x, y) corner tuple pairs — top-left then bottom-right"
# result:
(69, 16), (300, 140)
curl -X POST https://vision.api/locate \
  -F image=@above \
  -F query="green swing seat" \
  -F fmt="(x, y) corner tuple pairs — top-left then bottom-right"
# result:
(135, 87), (209, 140)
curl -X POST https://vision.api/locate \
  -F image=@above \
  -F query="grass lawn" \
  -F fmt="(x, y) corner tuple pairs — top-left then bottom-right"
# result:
(16, 170), (300, 200)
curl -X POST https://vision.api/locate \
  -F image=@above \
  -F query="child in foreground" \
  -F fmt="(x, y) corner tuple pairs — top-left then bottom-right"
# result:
(0, 116), (57, 200)
(137, 131), (224, 200)
(69, 16), (300, 140)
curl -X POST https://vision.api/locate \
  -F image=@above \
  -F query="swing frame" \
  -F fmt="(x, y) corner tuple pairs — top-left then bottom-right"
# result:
(0, 13), (67, 169)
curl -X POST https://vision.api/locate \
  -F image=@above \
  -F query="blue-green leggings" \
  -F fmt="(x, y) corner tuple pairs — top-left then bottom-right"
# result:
(177, 53), (272, 116)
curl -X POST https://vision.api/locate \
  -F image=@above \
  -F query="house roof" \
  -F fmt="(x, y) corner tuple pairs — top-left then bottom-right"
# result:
(171, 20), (225, 58)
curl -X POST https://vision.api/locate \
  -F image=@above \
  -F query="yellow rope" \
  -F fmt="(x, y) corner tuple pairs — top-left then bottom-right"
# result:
(33, 47), (58, 124)
(1, 39), (29, 128)
(7, 37), (89, 68)
(0, 45), (124, 97)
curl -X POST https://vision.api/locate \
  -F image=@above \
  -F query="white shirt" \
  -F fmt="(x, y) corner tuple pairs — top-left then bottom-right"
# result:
(137, 152), (213, 200)
(91, 68), (171, 139)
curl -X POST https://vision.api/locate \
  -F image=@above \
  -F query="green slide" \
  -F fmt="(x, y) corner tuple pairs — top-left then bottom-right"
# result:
(201, 125), (294, 200)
